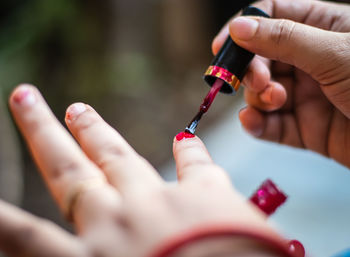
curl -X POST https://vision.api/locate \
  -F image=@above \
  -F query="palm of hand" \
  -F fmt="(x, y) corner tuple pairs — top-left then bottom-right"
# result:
(269, 62), (350, 168)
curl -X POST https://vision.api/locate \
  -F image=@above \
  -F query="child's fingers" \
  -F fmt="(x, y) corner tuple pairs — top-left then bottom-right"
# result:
(0, 200), (85, 257)
(172, 134), (231, 187)
(239, 106), (304, 148)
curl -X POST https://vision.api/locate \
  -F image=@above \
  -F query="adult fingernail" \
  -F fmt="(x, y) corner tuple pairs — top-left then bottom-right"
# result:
(260, 86), (273, 104)
(247, 126), (263, 137)
(13, 85), (36, 107)
(175, 132), (195, 141)
(66, 103), (87, 121)
(231, 17), (259, 41)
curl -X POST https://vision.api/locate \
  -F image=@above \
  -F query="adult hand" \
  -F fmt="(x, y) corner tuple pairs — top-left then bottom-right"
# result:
(1, 84), (284, 257)
(213, 0), (350, 168)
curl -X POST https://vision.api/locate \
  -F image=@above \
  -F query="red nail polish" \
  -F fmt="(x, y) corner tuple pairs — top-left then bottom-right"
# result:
(249, 179), (287, 216)
(250, 181), (305, 257)
(176, 132), (195, 141)
(288, 240), (305, 257)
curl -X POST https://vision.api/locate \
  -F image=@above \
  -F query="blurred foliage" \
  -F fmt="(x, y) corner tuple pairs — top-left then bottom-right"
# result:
(0, 0), (77, 91)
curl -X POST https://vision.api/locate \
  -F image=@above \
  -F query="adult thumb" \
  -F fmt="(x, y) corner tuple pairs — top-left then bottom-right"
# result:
(229, 16), (349, 82)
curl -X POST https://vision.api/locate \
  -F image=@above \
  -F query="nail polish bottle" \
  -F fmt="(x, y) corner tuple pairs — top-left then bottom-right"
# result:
(184, 6), (270, 134)
(250, 179), (287, 215)
(203, 6), (269, 95)
(250, 179), (305, 257)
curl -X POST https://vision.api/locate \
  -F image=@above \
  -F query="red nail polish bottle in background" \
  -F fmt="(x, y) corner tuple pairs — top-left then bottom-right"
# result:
(249, 179), (287, 216)
(249, 179), (305, 257)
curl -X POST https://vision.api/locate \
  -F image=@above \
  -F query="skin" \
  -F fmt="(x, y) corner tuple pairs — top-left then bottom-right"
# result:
(213, 0), (350, 168)
(1, 0), (350, 255)
(0, 85), (283, 257)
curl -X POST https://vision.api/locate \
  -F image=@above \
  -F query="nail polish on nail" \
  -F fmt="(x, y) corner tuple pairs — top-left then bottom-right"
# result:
(231, 17), (259, 41)
(66, 103), (87, 121)
(176, 132), (195, 141)
(13, 87), (36, 107)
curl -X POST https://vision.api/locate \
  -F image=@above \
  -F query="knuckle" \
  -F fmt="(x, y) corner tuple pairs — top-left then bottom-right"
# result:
(96, 143), (132, 170)
(199, 165), (231, 185)
(179, 159), (212, 174)
(50, 160), (83, 180)
(270, 19), (296, 46)
(74, 110), (101, 137)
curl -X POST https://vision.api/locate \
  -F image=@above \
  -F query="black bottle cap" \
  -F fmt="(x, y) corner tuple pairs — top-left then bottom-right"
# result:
(204, 6), (270, 94)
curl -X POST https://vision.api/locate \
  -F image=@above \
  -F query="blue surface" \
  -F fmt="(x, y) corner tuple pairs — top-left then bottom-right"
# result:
(333, 249), (350, 257)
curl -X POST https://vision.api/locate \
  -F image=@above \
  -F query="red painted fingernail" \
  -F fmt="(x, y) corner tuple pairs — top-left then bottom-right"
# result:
(288, 240), (305, 257)
(176, 132), (195, 141)
(13, 86), (36, 107)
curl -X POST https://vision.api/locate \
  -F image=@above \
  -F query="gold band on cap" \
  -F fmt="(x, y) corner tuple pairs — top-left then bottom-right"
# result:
(64, 176), (107, 222)
(204, 65), (241, 92)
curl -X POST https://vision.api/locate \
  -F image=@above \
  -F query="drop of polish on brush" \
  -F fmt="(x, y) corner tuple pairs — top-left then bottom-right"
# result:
(288, 240), (305, 257)
(185, 79), (224, 134)
(176, 132), (195, 141)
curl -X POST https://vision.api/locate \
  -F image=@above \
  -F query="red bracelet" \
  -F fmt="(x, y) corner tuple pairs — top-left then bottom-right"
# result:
(149, 225), (296, 257)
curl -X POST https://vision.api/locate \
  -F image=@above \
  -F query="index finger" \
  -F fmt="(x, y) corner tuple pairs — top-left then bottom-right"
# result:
(172, 133), (231, 187)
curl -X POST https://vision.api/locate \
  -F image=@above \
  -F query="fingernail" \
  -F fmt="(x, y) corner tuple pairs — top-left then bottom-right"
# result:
(66, 103), (86, 121)
(260, 86), (273, 104)
(175, 132), (195, 141)
(239, 107), (247, 116)
(13, 85), (36, 107)
(247, 127), (263, 137)
(231, 17), (259, 40)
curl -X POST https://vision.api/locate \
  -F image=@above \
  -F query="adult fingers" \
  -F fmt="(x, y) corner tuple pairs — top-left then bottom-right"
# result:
(229, 15), (349, 80)
(65, 103), (163, 195)
(9, 85), (120, 227)
(0, 200), (85, 257)
(212, 0), (345, 53)
(239, 106), (304, 148)
(230, 14), (350, 117)
(244, 80), (287, 112)
(172, 133), (231, 187)
(242, 57), (271, 94)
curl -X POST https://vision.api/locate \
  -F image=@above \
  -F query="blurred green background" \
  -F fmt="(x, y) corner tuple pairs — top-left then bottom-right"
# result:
(0, 0), (252, 232)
